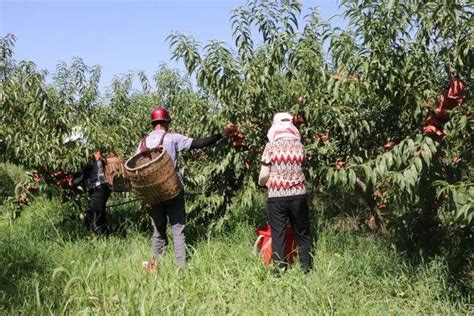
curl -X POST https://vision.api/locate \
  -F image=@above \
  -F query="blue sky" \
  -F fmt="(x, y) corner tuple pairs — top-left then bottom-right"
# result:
(1, 0), (343, 90)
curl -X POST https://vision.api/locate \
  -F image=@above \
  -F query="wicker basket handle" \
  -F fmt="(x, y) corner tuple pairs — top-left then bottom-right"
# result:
(252, 235), (264, 255)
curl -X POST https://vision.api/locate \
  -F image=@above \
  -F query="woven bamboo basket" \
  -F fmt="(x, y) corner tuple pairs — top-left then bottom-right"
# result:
(125, 146), (181, 204)
(105, 157), (131, 192)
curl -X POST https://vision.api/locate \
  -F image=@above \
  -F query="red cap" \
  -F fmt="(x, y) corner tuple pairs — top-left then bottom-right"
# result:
(151, 106), (171, 123)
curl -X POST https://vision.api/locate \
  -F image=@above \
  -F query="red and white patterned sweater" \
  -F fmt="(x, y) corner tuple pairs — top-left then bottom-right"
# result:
(261, 139), (306, 198)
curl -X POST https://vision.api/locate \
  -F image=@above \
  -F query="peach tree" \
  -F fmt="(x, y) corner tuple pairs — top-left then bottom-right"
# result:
(1, 0), (472, 245)
(167, 0), (472, 241)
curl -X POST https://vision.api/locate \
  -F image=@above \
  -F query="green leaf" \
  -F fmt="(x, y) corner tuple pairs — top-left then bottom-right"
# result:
(339, 169), (347, 186)
(348, 169), (356, 190)
(326, 168), (334, 186)
(333, 80), (341, 100)
(362, 120), (370, 133)
(414, 158), (422, 173)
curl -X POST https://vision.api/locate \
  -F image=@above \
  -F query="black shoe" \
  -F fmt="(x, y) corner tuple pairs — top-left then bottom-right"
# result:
(302, 266), (312, 274)
(270, 262), (288, 277)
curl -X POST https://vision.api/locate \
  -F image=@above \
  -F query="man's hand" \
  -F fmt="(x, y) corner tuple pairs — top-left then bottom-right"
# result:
(94, 151), (102, 161)
(221, 123), (238, 138)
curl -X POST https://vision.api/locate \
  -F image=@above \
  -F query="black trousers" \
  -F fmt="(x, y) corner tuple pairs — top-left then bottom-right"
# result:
(267, 194), (312, 271)
(86, 184), (110, 235)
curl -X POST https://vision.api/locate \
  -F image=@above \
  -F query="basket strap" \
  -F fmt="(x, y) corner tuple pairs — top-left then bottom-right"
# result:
(140, 132), (167, 152)
(158, 132), (167, 146)
(139, 137), (148, 153)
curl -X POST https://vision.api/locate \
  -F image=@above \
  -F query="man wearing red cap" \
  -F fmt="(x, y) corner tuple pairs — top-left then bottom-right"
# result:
(139, 106), (236, 270)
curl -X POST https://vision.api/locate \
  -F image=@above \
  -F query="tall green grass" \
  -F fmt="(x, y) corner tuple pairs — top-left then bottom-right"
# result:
(0, 197), (471, 314)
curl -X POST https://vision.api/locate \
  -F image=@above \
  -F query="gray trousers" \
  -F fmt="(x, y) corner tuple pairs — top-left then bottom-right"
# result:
(148, 191), (186, 267)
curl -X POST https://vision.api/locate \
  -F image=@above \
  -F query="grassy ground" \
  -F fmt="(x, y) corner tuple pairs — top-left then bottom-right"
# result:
(0, 196), (472, 315)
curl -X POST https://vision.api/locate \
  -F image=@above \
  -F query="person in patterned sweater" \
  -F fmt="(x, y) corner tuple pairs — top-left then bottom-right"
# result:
(258, 112), (312, 273)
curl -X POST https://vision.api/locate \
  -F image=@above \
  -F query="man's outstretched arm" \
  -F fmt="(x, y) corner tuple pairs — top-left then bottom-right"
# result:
(189, 124), (237, 149)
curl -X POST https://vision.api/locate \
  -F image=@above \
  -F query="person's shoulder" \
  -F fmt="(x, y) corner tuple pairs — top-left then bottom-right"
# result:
(284, 138), (302, 144)
(148, 130), (164, 137)
(168, 131), (192, 140)
(146, 130), (166, 140)
(264, 141), (275, 148)
(275, 138), (303, 147)
(273, 139), (294, 144)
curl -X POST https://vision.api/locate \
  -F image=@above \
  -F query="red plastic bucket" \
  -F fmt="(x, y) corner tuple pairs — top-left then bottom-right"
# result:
(253, 224), (297, 265)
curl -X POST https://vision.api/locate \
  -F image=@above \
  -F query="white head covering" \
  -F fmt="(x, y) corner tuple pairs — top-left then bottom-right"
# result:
(267, 112), (301, 142)
(62, 126), (88, 145)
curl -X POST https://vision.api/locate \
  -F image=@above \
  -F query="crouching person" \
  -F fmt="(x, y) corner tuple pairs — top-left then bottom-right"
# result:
(138, 106), (236, 271)
(259, 112), (312, 273)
